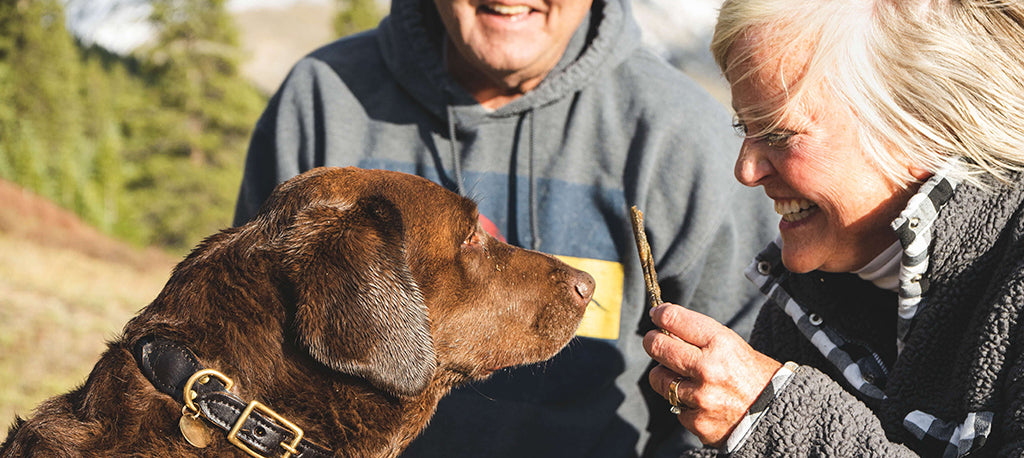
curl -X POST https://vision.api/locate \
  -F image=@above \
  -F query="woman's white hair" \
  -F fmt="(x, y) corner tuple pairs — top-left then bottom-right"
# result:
(712, 0), (1024, 189)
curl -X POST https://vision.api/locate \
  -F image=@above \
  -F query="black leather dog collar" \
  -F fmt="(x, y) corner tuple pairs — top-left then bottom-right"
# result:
(133, 336), (332, 458)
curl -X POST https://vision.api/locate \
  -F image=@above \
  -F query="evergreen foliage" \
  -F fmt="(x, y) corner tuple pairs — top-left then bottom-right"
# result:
(0, 0), (266, 253)
(333, 0), (383, 37)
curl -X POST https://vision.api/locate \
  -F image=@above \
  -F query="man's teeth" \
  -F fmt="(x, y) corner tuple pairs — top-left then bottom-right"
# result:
(486, 4), (531, 15)
(774, 199), (818, 222)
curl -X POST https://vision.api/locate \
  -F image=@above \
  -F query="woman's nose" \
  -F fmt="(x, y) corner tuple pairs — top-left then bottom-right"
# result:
(734, 141), (773, 186)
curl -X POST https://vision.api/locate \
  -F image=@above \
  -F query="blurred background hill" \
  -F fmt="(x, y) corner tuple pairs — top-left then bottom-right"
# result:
(0, 0), (727, 429)
(69, 0), (729, 98)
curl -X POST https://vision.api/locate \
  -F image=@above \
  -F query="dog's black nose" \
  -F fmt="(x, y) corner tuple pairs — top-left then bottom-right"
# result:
(572, 271), (596, 309)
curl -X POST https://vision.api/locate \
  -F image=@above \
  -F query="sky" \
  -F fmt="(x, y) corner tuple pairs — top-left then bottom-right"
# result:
(63, 0), (331, 54)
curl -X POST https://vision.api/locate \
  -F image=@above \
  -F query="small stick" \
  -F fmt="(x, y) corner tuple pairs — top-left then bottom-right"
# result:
(631, 206), (672, 337)
(629, 206), (662, 309)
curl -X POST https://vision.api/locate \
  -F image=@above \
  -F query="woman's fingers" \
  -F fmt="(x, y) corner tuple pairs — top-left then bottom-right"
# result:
(650, 364), (693, 407)
(650, 302), (721, 348)
(644, 303), (783, 446)
(644, 326), (702, 378)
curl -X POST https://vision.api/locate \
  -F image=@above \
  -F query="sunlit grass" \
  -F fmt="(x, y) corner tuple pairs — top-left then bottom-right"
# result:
(0, 235), (174, 426)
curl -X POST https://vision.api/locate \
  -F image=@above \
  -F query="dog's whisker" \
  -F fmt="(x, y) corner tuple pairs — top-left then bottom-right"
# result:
(467, 381), (498, 402)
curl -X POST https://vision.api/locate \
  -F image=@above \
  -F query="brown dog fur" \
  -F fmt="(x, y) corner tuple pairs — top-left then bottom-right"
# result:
(1, 167), (594, 457)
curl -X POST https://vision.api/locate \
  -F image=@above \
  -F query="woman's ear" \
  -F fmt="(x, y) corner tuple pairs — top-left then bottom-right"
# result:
(908, 164), (933, 181)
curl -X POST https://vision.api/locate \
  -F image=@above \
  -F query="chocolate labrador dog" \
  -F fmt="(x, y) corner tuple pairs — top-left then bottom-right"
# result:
(1, 167), (594, 457)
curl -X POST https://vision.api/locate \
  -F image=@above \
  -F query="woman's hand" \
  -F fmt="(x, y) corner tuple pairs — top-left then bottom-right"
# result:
(644, 303), (782, 446)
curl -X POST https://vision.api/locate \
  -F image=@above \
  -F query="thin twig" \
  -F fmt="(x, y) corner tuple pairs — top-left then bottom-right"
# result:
(630, 206), (662, 309)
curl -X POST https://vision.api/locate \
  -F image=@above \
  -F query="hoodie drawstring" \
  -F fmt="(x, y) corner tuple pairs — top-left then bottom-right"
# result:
(527, 109), (541, 251)
(446, 104), (465, 196)
(445, 105), (541, 251)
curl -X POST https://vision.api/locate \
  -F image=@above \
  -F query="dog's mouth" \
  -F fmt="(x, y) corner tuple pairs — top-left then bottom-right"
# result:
(485, 363), (513, 374)
(460, 355), (537, 380)
(480, 367), (501, 378)
(448, 364), (500, 381)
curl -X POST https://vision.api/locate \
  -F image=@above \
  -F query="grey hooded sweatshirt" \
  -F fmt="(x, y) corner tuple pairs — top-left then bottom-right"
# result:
(233, 0), (776, 455)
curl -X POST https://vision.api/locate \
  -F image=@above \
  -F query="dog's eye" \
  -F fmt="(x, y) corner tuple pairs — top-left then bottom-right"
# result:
(463, 227), (484, 248)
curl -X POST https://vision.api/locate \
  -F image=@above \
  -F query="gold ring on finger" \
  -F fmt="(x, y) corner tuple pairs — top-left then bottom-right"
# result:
(667, 376), (685, 414)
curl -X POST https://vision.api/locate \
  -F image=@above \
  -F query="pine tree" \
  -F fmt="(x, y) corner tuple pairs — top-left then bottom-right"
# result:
(136, 0), (265, 251)
(6, 120), (46, 193)
(145, 0), (263, 163)
(0, 1), (16, 183)
(334, 0), (383, 37)
(1, 0), (83, 201)
(79, 55), (125, 232)
(0, 0), (267, 253)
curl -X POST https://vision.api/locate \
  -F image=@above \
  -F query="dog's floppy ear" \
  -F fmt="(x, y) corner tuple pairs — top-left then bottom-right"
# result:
(275, 195), (435, 397)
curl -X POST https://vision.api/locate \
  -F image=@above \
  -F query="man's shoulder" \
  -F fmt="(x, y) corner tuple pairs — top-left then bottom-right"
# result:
(268, 29), (397, 111)
(614, 49), (708, 91)
(601, 48), (729, 118)
(299, 29), (386, 75)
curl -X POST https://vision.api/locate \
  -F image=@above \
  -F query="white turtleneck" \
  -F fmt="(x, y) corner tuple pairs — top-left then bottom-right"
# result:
(852, 240), (902, 292)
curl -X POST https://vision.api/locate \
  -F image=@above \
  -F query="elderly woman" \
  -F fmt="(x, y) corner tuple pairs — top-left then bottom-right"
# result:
(643, 0), (1024, 456)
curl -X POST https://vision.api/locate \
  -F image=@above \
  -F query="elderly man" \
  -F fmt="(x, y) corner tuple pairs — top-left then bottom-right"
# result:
(233, 0), (775, 456)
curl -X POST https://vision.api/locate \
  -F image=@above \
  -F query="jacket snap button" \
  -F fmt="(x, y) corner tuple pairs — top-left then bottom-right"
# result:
(808, 313), (823, 326)
(757, 261), (771, 275)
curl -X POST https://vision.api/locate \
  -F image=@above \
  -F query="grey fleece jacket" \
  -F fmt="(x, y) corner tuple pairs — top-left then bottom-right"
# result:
(710, 175), (1024, 457)
(233, 0), (776, 455)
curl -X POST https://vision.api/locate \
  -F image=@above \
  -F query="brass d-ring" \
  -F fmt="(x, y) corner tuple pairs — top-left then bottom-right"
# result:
(183, 369), (234, 415)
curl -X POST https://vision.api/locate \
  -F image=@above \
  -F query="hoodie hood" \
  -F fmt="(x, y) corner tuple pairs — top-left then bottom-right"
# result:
(376, 0), (643, 124)
(375, 0), (645, 251)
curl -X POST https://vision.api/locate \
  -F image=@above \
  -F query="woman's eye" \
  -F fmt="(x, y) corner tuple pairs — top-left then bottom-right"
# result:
(733, 117), (794, 147)
(763, 131), (795, 147)
(731, 118), (747, 137)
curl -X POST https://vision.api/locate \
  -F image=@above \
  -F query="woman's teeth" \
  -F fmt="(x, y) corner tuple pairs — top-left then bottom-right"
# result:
(775, 199), (818, 222)
(483, 4), (531, 16)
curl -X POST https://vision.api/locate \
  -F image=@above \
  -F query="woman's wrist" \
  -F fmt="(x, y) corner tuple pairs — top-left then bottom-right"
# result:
(722, 361), (800, 453)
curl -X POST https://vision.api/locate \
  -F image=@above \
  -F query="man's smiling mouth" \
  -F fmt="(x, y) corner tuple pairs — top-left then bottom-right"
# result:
(481, 4), (532, 17)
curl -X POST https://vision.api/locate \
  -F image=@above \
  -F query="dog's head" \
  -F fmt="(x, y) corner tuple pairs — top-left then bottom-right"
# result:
(254, 167), (594, 398)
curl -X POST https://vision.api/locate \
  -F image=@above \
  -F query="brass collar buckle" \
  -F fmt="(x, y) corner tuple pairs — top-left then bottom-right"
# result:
(132, 337), (332, 458)
(183, 368), (304, 458)
(228, 400), (305, 458)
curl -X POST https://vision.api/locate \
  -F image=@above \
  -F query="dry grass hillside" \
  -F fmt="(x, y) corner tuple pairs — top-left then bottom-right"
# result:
(0, 2), (334, 434)
(0, 4), (336, 430)
(0, 180), (178, 428)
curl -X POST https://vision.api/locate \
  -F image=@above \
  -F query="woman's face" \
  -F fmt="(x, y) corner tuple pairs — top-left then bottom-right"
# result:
(432, 0), (592, 94)
(727, 34), (920, 274)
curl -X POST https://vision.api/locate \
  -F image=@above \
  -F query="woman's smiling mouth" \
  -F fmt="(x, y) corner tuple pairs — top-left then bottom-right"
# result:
(775, 198), (819, 222)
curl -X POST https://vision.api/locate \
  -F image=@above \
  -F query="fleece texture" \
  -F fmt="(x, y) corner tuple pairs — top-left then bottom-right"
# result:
(709, 175), (1024, 457)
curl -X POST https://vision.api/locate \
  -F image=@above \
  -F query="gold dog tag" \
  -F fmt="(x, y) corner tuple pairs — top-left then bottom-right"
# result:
(179, 413), (212, 448)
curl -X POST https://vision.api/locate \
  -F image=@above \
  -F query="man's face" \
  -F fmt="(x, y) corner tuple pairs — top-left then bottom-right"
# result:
(433, 0), (593, 95)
